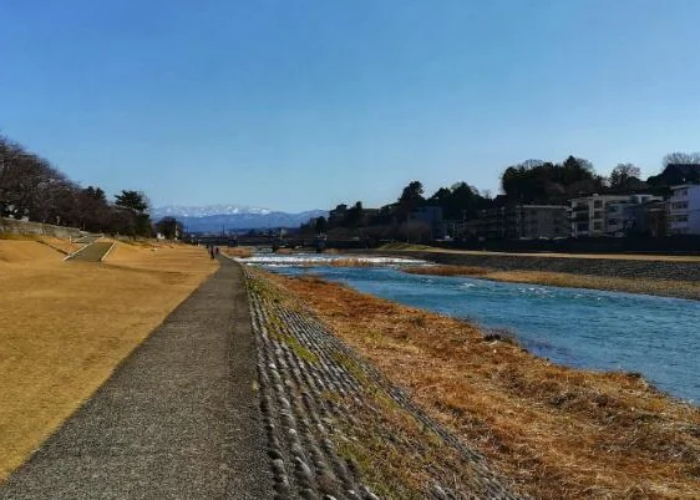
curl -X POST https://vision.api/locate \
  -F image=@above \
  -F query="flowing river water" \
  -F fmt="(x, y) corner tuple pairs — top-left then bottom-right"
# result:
(244, 254), (700, 405)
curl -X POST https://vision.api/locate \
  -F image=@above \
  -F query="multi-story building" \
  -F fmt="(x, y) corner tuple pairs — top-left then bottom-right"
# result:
(571, 194), (661, 237)
(457, 204), (569, 240)
(408, 206), (444, 239)
(668, 185), (700, 235)
(626, 200), (669, 237)
(509, 205), (570, 240)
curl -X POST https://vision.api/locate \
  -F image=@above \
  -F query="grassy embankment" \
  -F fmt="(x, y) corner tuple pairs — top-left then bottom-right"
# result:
(379, 242), (700, 262)
(403, 265), (700, 301)
(0, 237), (216, 481)
(264, 271), (700, 499)
(377, 244), (700, 300)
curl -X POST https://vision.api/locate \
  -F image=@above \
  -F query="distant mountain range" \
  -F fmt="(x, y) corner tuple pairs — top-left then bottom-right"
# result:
(152, 205), (327, 233)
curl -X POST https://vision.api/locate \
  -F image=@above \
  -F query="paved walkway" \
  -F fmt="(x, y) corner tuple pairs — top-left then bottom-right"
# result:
(0, 258), (272, 499)
(68, 241), (114, 262)
(72, 234), (102, 245)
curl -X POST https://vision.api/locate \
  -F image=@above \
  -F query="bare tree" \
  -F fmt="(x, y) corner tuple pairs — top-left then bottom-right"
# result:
(1, 133), (151, 235)
(662, 152), (700, 167)
(609, 163), (641, 190)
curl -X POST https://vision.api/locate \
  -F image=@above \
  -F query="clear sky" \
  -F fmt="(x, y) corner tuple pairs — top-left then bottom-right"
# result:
(2, 0), (699, 212)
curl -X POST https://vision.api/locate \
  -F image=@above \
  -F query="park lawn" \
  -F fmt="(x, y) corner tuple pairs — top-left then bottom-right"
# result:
(0, 240), (217, 481)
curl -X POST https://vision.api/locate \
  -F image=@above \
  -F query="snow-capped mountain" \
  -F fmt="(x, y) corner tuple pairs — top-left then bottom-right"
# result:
(152, 205), (327, 233)
(153, 204), (272, 218)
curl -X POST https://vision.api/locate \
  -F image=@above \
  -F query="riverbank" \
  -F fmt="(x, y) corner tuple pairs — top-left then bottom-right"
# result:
(404, 264), (700, 301)
(261, 269), (700, 498)
(375, 247), (700, 301)
(245, 268), (520, 498)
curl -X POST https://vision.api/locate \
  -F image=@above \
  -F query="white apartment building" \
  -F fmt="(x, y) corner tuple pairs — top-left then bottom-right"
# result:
(571, 194), (661, 237)
(668, 185), (700, 235)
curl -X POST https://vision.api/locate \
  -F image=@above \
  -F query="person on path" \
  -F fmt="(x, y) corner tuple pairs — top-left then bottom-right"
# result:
(209, 246), (215, 260)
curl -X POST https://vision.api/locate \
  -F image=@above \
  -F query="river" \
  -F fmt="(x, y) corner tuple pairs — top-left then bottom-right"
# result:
(245, 254), (700, 404)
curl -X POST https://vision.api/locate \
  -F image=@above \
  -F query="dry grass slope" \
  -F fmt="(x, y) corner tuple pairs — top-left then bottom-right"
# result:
(404, 264), (700, 301)
(0, 240), (217, 481)
(266, 271), (700, 499)
(385, 244), (700, 262)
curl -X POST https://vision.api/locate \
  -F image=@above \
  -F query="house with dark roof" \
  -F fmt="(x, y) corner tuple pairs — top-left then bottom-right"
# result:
(648, 164), (700, 187)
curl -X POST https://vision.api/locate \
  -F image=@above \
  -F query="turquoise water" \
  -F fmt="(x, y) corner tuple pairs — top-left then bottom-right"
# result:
(266, 265), (700, 404)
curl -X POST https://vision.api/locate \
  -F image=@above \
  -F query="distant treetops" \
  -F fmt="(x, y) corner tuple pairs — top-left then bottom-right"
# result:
(322, 152), (700, 232)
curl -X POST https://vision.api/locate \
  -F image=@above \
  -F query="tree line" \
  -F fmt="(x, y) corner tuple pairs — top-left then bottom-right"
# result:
(0, 134), (152, 237)
(308, 152), (700, 240)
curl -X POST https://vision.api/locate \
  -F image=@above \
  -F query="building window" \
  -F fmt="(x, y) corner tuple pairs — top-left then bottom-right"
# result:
(594, 222), (602, 230)
(594, 201), (603, 208)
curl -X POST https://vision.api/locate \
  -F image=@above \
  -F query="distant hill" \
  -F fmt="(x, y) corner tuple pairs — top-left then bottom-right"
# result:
(152, 205), (327, 233)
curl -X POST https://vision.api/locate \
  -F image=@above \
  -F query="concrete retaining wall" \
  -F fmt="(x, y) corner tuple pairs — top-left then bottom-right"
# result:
(386, 250), (700, 283)
(0, 218), (83, 239)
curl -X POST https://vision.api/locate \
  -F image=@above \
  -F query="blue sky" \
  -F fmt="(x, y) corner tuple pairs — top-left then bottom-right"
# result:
(2, 0), (699, 212)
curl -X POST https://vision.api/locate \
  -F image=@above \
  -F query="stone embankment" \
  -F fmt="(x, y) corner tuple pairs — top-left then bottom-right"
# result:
(0, 217), (83, 239)
(245, 268), (521, 499)
(382, 250), (700, 282)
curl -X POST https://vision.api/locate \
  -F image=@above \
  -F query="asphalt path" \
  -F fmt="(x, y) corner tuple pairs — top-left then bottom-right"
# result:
(68, 241), (113, 262)
(0, 258), (273, 499)
(72, 234), (102, 245)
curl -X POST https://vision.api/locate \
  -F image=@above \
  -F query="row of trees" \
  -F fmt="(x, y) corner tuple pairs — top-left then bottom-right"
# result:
(498, 153), (699, 205)
(307, 152), (700, 240)
(0, 134), (152, 237)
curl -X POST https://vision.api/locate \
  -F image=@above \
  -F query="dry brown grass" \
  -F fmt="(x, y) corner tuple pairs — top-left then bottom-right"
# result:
(0, 239), (63, 264)
(0, 234), (85, 256)
(37, 236), (84, 255)
(392, 246), (700, 263)
(328, 258), (378, 268)
(378, 243), (436, 252)
(265, 271), (700, 499)
(405, 265), (489, 277)
(403, 265), (700, 301)
(221, 247), (254, 259)
(0, 240), (217, 481)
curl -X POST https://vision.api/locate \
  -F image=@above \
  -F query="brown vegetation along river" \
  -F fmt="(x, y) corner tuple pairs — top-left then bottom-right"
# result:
(402, 264), (700, 301)
(377, 248), (700, 301)
(263, 270), (700, 499)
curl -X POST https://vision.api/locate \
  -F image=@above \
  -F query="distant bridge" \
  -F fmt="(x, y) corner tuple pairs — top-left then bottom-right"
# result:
(186, 234), (373, 250)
